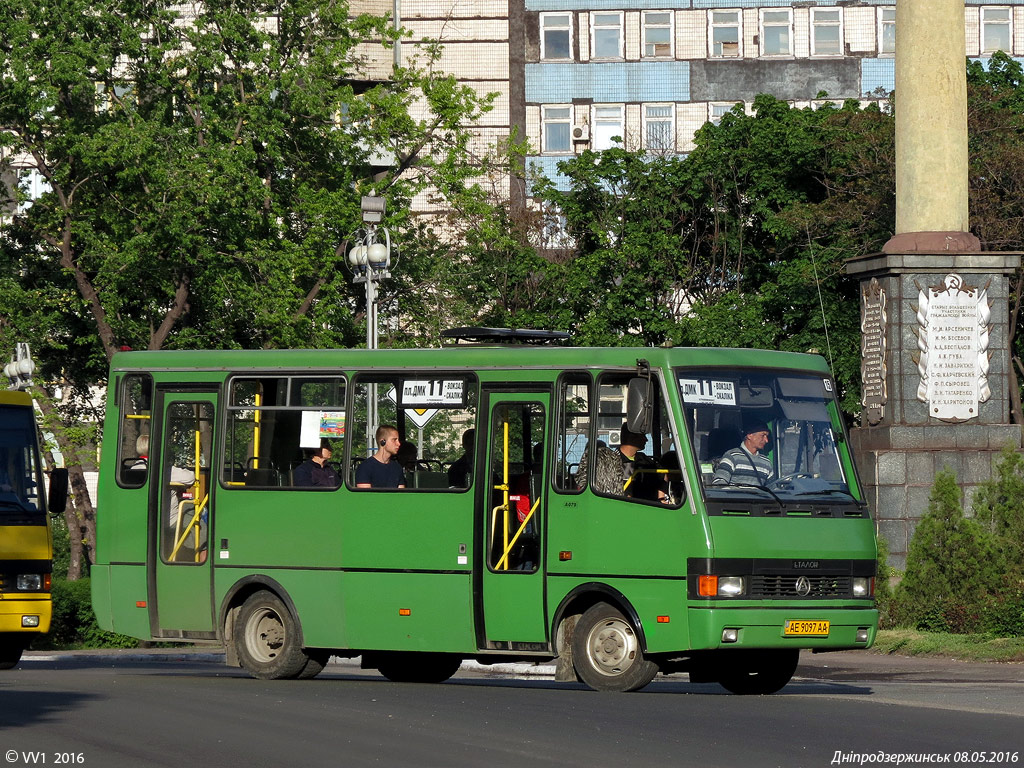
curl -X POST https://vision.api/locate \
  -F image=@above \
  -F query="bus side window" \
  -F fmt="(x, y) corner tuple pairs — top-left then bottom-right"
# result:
(117, 374), (152, 488)
(554, 373), (590, 492)
(349, 375), (476, 491)
(223, 376), (345, 489)
(584, 372), (680, 507)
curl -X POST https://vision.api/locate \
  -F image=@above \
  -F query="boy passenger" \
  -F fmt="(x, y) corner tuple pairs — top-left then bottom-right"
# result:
(355, 425), (406, 488)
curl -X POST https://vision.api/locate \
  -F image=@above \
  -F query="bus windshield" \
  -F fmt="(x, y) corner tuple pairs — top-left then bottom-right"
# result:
(677, 369), (857, 505)
(0, 403), (44, 515)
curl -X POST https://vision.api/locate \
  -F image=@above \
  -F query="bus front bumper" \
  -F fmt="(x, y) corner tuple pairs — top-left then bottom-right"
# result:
(687, 605), (878, 650)
(0, 595), (52, 634)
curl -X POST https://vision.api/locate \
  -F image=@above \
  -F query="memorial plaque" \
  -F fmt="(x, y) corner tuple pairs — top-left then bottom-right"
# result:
(860, 278), (887, 425)
(914, 273), (991, 422)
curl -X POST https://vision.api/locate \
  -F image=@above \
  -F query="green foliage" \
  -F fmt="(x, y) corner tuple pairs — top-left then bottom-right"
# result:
(0, 0), (491, 363)
(895, 469), (1003, 632)
(981, 589), (1024, 637)
(874, 534), (897, 630)
(51, 515), (71, 581)
(40, 578), (138, 649)
(972, 445), (1024, 583)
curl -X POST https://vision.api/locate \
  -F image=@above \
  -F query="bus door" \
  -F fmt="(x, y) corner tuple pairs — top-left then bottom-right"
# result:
(151, 391), (216, 634)
(480, 391), (549, 646)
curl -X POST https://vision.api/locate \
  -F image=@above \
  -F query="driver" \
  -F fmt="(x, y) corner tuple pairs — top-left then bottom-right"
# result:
(713, 420), (775, 486)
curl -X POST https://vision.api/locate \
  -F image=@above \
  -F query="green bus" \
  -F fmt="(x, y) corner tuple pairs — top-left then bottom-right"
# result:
(91, 333), (877, 693)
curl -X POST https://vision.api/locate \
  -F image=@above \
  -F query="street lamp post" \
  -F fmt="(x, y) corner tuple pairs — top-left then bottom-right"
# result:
(347, 194), (393, 450)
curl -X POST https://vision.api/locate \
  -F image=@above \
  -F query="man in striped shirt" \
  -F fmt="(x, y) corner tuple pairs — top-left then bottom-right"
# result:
(713, 421), (775, 486)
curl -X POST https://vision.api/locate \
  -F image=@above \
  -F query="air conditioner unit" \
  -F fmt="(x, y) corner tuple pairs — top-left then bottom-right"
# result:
(572, 124), (590, 142)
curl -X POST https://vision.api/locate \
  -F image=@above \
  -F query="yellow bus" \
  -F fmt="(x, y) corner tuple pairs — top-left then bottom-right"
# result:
(0, 390), (68, 668)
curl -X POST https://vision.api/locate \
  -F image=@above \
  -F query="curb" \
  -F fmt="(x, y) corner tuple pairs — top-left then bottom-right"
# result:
(23, 649), (559, 677)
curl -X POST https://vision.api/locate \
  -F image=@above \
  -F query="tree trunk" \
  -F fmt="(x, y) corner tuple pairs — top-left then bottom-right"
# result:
(30, 385), (97, 580)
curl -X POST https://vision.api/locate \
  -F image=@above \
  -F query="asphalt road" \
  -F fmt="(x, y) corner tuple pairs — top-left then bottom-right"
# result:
(0, 650), (1020, 768)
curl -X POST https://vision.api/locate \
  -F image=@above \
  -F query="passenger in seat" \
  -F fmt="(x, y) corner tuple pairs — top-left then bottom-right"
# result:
(293, 439), (340, 487)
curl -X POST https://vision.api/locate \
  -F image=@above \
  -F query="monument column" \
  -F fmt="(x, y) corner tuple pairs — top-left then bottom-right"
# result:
(846, 0), (1021, 569)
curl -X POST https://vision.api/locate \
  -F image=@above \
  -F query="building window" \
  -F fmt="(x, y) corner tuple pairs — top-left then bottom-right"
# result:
(878, 7), (895, 54)
(709, 10), (742, 58)
(642, 11), (673, 58)
(591, 12), (623, 59)
(982, 7), (1011, 54)
(592, 105), (624, 150)
(643, 104), (674, 152)
(810, 8), (842, 56)
(542, 105), (572, 153)
(709, 102), (740, 125)
(541, 12), (572, 60)
(760, 8), (792, 57)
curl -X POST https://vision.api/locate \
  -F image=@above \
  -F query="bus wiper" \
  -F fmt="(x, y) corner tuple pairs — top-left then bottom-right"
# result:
(794, 488), (856, 500)
(728, 482), (785, 508)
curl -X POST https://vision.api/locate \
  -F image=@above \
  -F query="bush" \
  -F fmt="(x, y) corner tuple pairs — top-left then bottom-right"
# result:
(37, 578), (139, 650)
(973, 445), (1024, 583)
(874, 534), (898, 629)
(983, 589), (1024, 637)
(894, 468), (1003, 630)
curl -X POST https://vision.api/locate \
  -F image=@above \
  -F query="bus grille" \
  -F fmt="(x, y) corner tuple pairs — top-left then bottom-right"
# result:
(750, 575), (852, 598)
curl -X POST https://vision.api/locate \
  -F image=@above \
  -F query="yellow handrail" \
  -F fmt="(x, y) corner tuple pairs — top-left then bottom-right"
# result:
(501, 416), (510, 568)
(622, 467), (671, 492)
(495, 496), (539, 571)
(169, 493), (209, 562)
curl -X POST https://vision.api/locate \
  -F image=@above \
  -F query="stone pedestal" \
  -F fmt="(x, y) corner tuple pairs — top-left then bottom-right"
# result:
(846, 251), (1022, 569)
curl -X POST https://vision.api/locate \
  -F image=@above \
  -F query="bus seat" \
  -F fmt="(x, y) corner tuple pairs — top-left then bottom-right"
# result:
(414, 471), (449, 489)
(245, 468), (279, 486)
(223, 462), (246, 484)
(704, 428), (736, 463)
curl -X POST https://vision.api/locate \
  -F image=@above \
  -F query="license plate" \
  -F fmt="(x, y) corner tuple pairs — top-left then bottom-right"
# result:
(784, 619), (830, 636)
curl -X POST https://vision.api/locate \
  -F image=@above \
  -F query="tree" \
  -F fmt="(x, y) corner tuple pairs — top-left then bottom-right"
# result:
(0, 0), (491, 576)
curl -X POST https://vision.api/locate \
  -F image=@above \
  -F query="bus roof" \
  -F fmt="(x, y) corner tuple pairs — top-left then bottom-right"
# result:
(109, 346), (832, 375)
(0, 390), (34, 407)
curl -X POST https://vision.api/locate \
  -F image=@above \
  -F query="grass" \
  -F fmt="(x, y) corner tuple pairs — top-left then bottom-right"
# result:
(873, 629), (1024, 663)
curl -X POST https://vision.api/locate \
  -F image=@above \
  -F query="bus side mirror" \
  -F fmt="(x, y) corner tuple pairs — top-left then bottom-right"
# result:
(48, 468), (69, 515)
(626, 377), (652, 435)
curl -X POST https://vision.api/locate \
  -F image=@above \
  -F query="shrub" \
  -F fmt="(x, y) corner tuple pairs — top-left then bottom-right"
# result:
(874, 534), (898, 629)
(894, 468), (1003, 630)
(983, 589), (1024, 637)
(37, 578), (139, 650)
(972, 445), (1024, 583)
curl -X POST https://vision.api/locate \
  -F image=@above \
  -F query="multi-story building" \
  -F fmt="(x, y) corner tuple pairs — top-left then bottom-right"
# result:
(391, 1), (1024, 195)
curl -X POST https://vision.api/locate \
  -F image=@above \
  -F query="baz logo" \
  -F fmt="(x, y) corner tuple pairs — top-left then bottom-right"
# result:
(793, 560), (820, 569)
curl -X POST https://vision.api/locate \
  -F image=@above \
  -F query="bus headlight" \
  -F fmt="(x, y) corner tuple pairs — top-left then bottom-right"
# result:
(717, 576), (746, 597)
(16, 574), (43, 591)
(852, 577), (872, 597)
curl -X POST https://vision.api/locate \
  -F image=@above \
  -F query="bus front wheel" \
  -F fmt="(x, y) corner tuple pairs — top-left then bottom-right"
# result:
(234, 591), (315, 680)
(572, 602), (658, 692)
(0, 635), (25, 670)
(716, 649), (800, 695)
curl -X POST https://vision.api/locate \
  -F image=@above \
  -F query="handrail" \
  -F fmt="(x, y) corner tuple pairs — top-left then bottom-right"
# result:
(622, 466), (671, 492)
(495, 496), (539, 571)
(169, 493), (209, 562)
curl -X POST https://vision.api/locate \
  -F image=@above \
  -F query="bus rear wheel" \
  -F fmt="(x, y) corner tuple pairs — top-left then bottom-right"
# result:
(0, 635), (25, 670)
(716, 649), (799, 695)
(572, 602), (659, 692)
(375, 652), (462, 684)
(234, 591), (314, 680)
